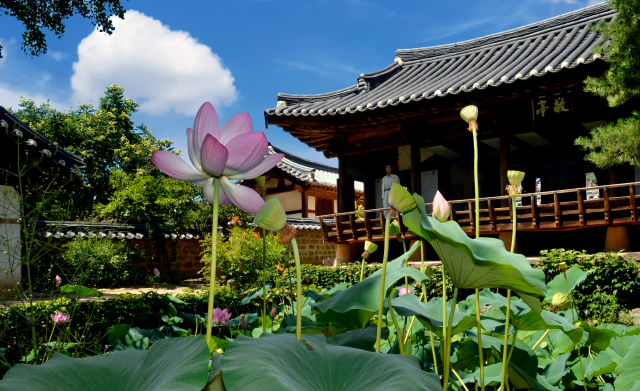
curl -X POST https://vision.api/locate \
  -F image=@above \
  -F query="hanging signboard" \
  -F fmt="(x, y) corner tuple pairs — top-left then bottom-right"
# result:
(531, 91), (573, 122)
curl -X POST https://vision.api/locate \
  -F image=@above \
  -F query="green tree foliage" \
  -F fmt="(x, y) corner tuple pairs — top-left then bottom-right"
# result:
(576, 0), (640, 168)
(0, 0), (126, 58)
(11, 85), (173, 218)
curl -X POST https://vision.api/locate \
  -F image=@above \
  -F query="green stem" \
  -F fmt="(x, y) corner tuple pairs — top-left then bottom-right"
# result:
(430, 330), (439, 375)
(506, 329), (518, 364)
(359, 257), (367, 282)
(387, 297), (405, 355)
(444, 287), (459, 391)
(205, 177), (221, 348)
(501, 289), (512, 391)
(402, 239), (409, 292)
(262, 231), (267, 333)
(291, 238), (303, 340)
(375, 215), (392, 353)
(476, 289), (485, 391)
(442, 266), (449, 391)
(511, 197), (517, 253)
(473, 128), (480, 239)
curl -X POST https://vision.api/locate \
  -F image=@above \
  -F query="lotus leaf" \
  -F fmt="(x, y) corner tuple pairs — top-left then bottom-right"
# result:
(544, 267), (587, 303)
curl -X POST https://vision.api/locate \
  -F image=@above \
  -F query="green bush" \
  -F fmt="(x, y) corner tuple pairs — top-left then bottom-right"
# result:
(55, 237), (145, 288)
(537, 249), (640, 322)
(200, 226), (287, 289)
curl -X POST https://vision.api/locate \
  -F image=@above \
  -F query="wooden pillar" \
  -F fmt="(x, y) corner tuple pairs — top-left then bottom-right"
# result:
(301, 188), (307, 218)
(338, 155), (355, 213)
(500, 128), (510, 207)
(364, 179), (376, 210)
(411, 143), (421, 194)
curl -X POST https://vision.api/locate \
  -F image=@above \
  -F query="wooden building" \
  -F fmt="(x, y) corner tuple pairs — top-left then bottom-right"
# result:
(264, 4), (640, 256)
(244, 145), (363, 218)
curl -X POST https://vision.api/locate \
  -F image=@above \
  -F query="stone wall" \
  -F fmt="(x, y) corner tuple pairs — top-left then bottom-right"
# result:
(131, 238), (204, 278)
(288, 229), (336, 265)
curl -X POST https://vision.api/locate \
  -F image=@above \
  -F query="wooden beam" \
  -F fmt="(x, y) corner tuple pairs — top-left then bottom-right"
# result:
(500, 128), (510, 207)
(302, 189), (307, 218)
(630, 185), (636, 222)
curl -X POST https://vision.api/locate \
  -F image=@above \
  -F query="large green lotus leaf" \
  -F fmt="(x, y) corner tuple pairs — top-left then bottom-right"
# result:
(586, 349), (617, 378)
(576, 321), (618, 353)
(390, 294), (492, 339)
(314, 308), (375, 330)
(402, 201), (546, 314)
(615, 336), (640, 391)
(312, 242), (428, 315)
(544, 267), (587, 303)
(542, 352), (571, 385)
(109, 326), (165, 351)
(0, 336), (210, 391)
(220, 333), (443, 391)
(457, 363), (503, 386)
(59, 284), (103, 298)
(326, 324), (389, 351)
(452, 337), (493, 371)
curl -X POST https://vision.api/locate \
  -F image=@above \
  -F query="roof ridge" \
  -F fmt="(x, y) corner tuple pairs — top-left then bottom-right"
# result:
(269, 144), (338, 171)
(394, 3), (612, 62)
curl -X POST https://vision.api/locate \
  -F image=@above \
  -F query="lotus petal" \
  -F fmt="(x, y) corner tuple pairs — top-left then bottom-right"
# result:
(220, 176), (265, 214)
(186, 128), (202, 171)
(151, 151), (208, 183)
(200, 135), (228, 177)
(202, 177), (229, 206)
(224, 132), (269, 174)
(218, 113), (253, 145)
(226, 153), (284, 180)
(192, 102), (219, 164)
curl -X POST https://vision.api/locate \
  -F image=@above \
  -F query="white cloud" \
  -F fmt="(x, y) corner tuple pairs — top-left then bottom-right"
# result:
(0, 38), (16, 66)
(0, 83), (68, 112)
(48, 51), (69, 62)
(586, 0), (604, 5)
(71, 10), (237, 115)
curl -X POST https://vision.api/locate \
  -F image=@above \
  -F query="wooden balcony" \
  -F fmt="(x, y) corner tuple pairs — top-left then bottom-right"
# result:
(317, 182), (640, 244)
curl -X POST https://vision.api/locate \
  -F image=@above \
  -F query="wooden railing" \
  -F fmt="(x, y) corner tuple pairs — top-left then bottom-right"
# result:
(317, 181), (640, 243)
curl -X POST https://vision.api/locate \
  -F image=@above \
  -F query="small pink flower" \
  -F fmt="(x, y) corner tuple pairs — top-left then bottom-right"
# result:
(432, 191), (451, 222)
(51, 312), (70, 324)
(270, 307), (278, 318)
(153, 268), (160, 277)
(398, 287), (413, 297)
(211, 308), (232, 325)
(54, 275), (61, 286)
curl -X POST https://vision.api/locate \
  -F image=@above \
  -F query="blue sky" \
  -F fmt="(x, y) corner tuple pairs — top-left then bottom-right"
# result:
(0, 0), (602, 166)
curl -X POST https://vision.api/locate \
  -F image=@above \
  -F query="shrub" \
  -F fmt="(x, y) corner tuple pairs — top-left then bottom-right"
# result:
(537, 248), (640, 319)
(200, 226), (287, 289)
(54, 238), (145, 288)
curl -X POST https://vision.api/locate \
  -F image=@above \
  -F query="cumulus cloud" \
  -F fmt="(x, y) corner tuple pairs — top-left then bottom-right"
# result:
(71, 10), (237, 115)
(0, 38), (16, 66)
(0, 83), (68, 111)
(48, 51), (69, 62)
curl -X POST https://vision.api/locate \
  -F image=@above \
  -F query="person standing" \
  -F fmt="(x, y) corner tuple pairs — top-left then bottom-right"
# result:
(381, 164), (401, 216)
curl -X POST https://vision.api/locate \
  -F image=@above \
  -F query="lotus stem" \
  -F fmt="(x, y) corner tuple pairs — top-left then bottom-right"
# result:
(500, 289), (512, 391)
(387, 297), (405, 355)
(430, 331), (439, 375)
(359, 257), (367, 282)
(291, 237), (303, 340)
(506, 329), (518, 364)
(511, 197), (516, 253)
(404, 289), (426, 345)
(532, 330), (550, 349)
(375, 214), (392, 353)
(452, 368), (471, 391)
(443, 286), (458, 391)
(442, 265), (449, 391)
(262, 231), (267, 333)
(577, 349), (588, 391)
(475, 289), (485, 391)
(205, 177), (221, 347)
(473, 128), (479, 238)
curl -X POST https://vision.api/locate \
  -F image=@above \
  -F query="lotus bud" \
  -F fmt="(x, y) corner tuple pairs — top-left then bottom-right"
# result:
(460, 105), (479, 131)
(432, 191), (450, 222)
(240, 314), (248, 329)
(254, 197), (286, 232)
(55, 275), (61, 285)
(552, 292), (571, 310)
(153, 268), (160, 277)
(507, 170), (525, 186)
(398, 286), (413, 297)
(388, 219), (402, 237)
(254, 176), (267, 197)
(270, 307), (278, 318)
(388, 183), (417, 213)
(364, 241), (378, 254)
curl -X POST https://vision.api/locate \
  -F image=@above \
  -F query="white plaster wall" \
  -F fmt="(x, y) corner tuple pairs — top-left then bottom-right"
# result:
(307, 212), (316, 218)
(0, 186), (21, 290)
(308, 195), (316, 210)
(266, 191), (302, 212)
(333, 200), (338, 213)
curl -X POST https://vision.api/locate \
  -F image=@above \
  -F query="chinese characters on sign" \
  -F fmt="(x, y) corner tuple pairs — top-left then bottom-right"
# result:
(532, 91), (572, 121)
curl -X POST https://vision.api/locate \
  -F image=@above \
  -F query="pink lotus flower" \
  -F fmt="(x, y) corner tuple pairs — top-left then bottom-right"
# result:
(270, 307), (278, 318)
(432, 191), (451, 222)
(151, 103), (284, 214)
(54, 275), (61, 285)
(398, 287), (413, 297)
(51, 312), (70, 324)
(211, 308), (232, 326)
(153, 268), (160, 277)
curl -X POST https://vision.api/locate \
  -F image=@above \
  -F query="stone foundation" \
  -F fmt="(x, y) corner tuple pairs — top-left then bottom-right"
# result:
(132, 238), (204, 278)
(289, 229), (336, 265)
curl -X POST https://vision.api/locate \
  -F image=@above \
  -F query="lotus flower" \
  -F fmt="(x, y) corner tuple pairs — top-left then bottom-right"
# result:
(151, 103), (284, 214)
(432, 191), (450, 222)
(153, 268), (160, 277)
(398, 287), (413, 297)
(51, 312), (70, 324)
(270, 307), (278, 318)
(54, 275), (61, 286)
(211, 308), (232, 326)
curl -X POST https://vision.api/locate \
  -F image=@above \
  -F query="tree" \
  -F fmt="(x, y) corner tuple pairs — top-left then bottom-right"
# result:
(0, 0), (126, 58)
(576, 0), (640, 169)
(12, 85), (173, 218)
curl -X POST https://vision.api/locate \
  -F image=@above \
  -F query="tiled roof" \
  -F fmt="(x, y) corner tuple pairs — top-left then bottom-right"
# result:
(1, 106), (85, 175)
(265, 3), (613, 118)
(286, 217), (326, 230)
(34, 221), (202, 240)
(269, 145), (364, 191)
